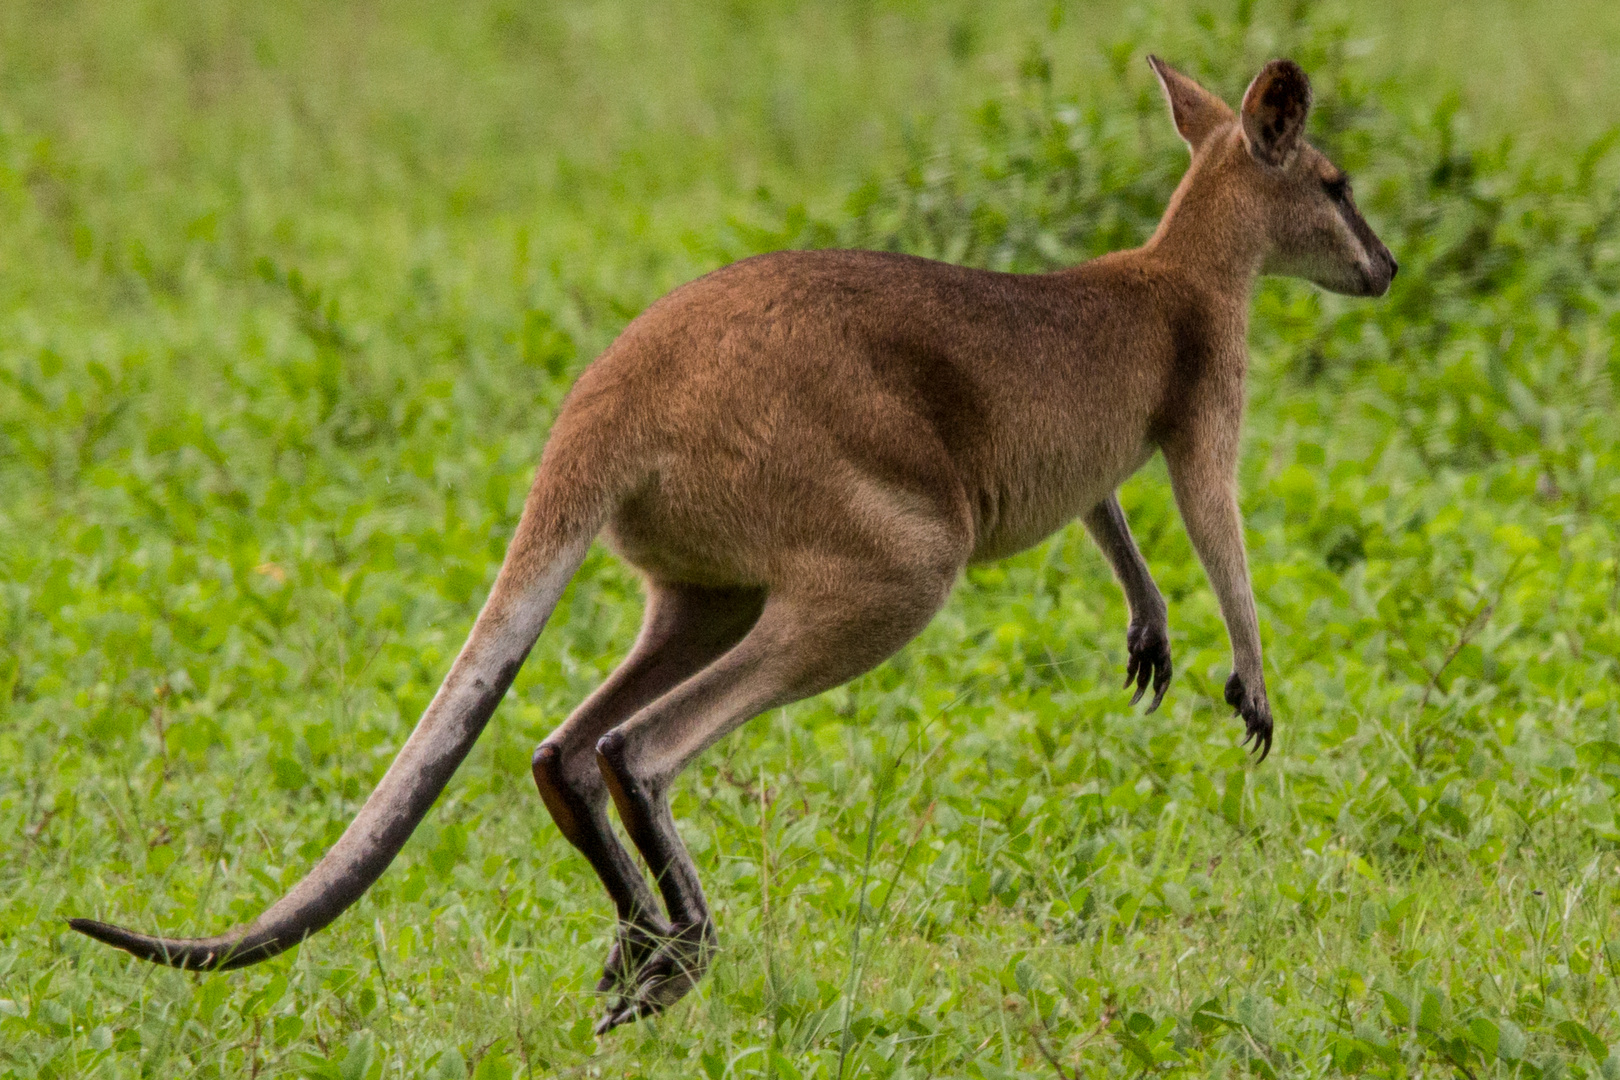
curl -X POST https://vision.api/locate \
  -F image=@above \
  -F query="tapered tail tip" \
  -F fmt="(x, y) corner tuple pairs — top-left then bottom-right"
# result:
(69, 917), (139, 949)
(68, 917), (276, 971)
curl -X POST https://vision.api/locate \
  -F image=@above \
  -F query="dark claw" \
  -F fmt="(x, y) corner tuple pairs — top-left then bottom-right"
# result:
(595, 921), (714, 1035)
(596, 917), (670, 996)
(1147, 662), (1170, 714)
(596, 1000), (644, 1036)
(1224, 672), (1274, 763)
(1124, 617), (1173, 714)
(596, 1003), (634, 1035)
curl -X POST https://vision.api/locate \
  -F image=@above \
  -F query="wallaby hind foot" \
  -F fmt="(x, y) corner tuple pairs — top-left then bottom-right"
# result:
(593, 921), (717, 1034)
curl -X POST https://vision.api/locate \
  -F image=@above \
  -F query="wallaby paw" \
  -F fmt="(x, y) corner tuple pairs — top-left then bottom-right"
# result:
(593, 921), (714, 1034)
(1124, 616), (1173, 713)
(1224, 672), (1274, 762)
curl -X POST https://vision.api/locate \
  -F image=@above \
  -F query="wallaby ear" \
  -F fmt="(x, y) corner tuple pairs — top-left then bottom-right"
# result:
(1147, 55), (1234, 151)
(1240, 59), (1312, 168)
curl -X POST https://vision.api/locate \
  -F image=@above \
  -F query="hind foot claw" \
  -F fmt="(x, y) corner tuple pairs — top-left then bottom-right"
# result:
(594, 920), (715, 1034)
(596, 916), (671, 996)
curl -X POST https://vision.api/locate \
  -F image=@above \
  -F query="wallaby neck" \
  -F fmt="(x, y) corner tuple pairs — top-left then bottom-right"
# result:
(1140, 154), (1268, 296)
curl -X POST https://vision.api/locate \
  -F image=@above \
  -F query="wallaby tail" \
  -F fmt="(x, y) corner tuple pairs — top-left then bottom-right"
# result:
(70, 491), (602, 970)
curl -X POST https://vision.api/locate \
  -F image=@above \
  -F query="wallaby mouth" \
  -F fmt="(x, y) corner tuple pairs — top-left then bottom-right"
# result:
(1364, 248), (1398, 297)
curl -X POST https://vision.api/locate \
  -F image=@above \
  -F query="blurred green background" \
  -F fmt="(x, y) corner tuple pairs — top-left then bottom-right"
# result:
(3, 1), (1620, 1077)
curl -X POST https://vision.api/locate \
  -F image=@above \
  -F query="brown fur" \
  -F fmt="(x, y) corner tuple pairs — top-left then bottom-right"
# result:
(72, 57), (1395, 1031)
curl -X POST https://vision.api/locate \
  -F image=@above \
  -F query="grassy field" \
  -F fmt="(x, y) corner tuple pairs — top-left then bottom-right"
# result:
(4, 1), (1620, 1076)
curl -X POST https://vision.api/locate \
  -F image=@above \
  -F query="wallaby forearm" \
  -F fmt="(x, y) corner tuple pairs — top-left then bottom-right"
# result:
(1164, 439), (1272, 755)
(1082, 494), (1165, 624)
(1084, 493), (1174, 713)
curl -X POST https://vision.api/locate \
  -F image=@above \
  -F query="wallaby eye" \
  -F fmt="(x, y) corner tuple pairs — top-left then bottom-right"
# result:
(1323, 176), (1351, 202)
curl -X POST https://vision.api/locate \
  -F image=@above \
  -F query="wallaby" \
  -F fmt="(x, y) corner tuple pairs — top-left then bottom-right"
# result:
(72, 57), (1395, 1032)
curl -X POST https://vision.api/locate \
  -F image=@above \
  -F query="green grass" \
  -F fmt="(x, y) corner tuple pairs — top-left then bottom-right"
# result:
(4, 1), (1620, 1077)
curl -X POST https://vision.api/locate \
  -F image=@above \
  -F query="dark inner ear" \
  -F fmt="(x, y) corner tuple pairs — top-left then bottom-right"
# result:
(1241, 60), (1311, 167)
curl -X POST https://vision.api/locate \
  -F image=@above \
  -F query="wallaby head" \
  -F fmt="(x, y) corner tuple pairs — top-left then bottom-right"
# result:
(1148, 55), (1397, 297)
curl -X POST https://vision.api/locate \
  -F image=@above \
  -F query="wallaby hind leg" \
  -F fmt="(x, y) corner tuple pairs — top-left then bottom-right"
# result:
(592, 554), (960, 1032)
(531, 582), (765, 999)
